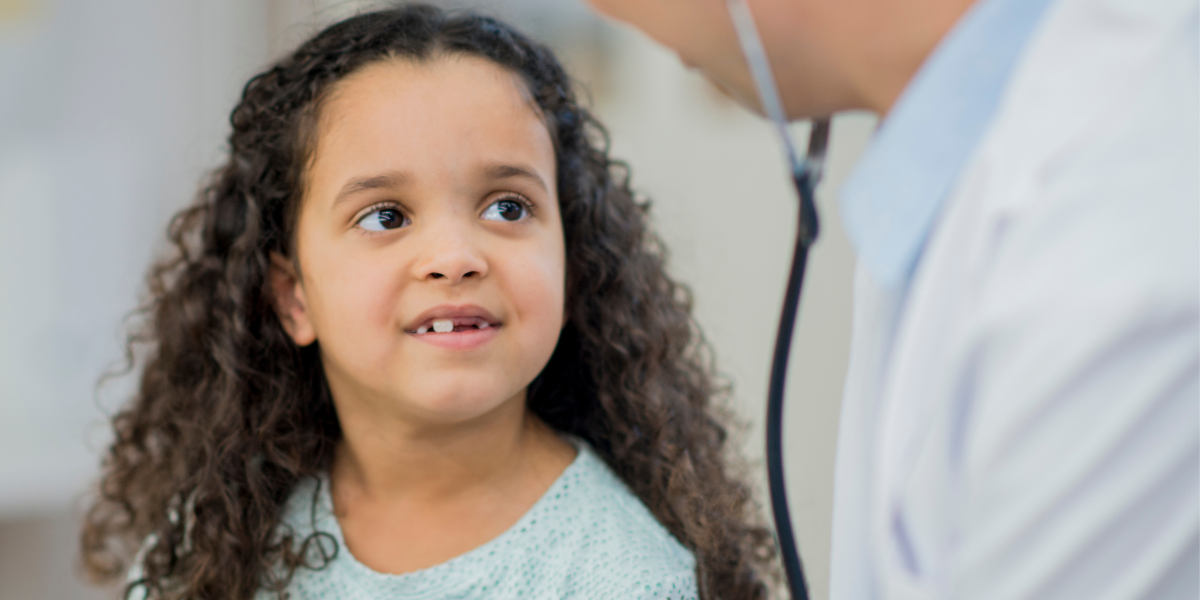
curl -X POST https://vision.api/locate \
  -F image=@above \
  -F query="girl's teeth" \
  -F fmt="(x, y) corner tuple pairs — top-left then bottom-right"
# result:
(416, 319), (493, 334)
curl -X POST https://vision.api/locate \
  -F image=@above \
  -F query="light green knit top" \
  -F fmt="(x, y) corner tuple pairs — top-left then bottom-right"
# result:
(263, 441), (698, 600)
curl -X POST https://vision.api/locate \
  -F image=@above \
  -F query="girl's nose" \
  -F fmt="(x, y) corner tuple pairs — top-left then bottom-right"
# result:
(412, 225), (489, 285)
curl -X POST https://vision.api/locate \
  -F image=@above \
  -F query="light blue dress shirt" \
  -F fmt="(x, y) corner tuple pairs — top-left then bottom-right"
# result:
(838, 0), (1057, 288)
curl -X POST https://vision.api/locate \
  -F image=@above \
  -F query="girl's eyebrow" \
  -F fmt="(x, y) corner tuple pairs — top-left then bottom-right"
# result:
(334, 170), (409, 206)
(333, 164), (546, 207)
(485, 163), (547, 192)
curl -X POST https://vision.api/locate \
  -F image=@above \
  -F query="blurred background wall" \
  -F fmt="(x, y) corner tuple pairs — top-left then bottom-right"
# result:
(0, 0), (874, 597)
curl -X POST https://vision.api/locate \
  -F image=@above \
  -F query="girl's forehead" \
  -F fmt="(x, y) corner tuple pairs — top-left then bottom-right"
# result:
(318, 56), (546, 153)
(326, 54), (535, 113)
(306, 55), (555, 196)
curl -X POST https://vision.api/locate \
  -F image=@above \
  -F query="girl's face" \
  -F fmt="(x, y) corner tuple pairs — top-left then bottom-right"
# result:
(272, 56), (566, 427)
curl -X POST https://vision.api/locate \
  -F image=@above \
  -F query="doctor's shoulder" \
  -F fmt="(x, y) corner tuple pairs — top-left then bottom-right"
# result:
(928, 5), (1198, 596)
(955, 0), (1197, 304)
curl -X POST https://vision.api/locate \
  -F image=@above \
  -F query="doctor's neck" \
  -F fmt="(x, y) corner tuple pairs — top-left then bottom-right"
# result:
(819, 0), (981, 115)
(588, 0), (980, 118)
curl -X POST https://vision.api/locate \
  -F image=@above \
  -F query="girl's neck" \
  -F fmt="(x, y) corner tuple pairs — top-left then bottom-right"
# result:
(329, 392), (574, 507)
(326, 391), (576, 574)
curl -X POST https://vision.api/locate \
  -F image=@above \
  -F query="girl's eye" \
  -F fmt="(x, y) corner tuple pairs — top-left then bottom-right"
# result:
(357, 207), (407, 232)
(481, 198), (530, 222)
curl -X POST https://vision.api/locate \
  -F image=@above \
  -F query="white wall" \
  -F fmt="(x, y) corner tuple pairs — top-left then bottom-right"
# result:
(0, 0), (272, 596)
(0, 0), (272, 519)
(0, 2), (874, 598)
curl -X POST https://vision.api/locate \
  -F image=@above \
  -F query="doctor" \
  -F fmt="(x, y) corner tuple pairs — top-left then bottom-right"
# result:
(587, 0), (1199, 598)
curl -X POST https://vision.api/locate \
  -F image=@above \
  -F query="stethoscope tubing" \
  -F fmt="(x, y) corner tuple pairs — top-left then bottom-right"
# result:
(724, 2), (830, 596)
(765, 121), (827, 600)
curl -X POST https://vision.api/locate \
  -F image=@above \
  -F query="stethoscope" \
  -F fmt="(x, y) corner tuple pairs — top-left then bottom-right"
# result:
(725, 1), (829, 599)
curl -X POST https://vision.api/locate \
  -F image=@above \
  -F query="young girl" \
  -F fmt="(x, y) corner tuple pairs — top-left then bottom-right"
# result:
(81, 5), (774, 599)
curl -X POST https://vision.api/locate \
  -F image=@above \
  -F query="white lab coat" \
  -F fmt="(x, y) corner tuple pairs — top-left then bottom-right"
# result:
(829, 0), (1199, 598)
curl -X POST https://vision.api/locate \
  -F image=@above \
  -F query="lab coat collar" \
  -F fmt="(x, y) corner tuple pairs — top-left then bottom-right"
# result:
(838, 0), (1057, 288)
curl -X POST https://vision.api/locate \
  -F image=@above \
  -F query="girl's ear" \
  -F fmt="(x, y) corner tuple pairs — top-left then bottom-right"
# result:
(269, 252), (317, 346)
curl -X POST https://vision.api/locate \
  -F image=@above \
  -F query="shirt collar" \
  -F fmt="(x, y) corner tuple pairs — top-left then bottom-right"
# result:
(838, 0), (1057, 287)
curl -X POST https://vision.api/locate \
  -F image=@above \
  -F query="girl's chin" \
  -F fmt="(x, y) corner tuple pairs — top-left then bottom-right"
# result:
(394, 385), (527, 426)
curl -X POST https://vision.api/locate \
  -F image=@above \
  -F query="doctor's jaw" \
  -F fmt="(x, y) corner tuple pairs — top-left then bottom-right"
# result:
(584, 0), (982, 119)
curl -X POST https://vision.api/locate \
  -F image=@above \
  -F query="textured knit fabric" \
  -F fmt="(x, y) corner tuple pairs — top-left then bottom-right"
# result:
(264, 441), (698, 600)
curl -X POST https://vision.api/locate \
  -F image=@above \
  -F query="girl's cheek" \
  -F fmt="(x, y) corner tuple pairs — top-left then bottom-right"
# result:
(321, 253), (404, 338)
(359, 264), (408, 327)
(522, 245), (567, 328)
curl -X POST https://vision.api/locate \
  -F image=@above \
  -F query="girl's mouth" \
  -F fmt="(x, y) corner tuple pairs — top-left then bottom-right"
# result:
(410, 316), (497, 334)
(405, 305), (502, 349)
(408, 317), (500, 351)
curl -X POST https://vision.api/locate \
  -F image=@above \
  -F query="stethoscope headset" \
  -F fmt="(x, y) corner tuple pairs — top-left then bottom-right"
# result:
(725, 1), (829, 599)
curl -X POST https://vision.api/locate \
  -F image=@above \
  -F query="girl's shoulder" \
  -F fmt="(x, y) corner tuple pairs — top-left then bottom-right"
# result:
(542, 442), (698, 596)
(277, 440), (698, 600)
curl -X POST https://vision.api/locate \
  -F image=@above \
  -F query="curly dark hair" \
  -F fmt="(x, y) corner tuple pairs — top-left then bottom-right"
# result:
(80, 4), (776, 599)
